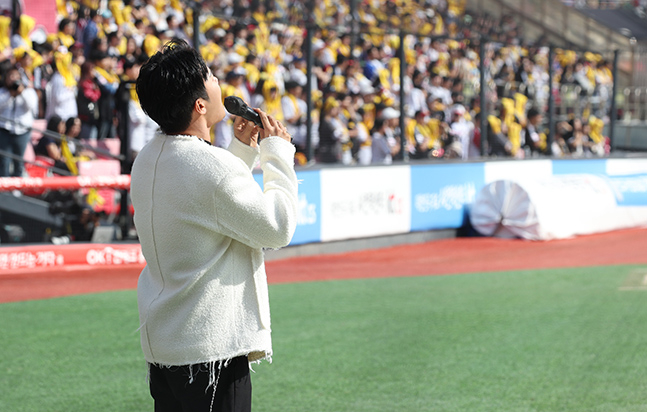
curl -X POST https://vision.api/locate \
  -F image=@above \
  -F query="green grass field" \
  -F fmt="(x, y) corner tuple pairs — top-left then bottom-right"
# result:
(2, 265), (647, 411)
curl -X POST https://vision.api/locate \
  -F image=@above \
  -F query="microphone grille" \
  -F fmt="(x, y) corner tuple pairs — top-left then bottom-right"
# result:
(224, 96), (244, 115)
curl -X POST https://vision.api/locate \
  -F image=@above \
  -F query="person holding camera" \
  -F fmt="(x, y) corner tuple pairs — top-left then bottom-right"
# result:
(0, 65), (39, 178)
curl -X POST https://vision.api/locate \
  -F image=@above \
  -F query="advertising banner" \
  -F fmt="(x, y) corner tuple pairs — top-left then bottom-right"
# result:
(484, 159), (552, 184)
(254, 170), (322, 246)
(552, 159), (607, 176)
(410, 162), (485, 231)
(606, 158), (647, 176)
(292, 170), (321, 245)
(319, 166), (411, 242)
(603, 174), (647, 206)
(0, 243), (145, 274)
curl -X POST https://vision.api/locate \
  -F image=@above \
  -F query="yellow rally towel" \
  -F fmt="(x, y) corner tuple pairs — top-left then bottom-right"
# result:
(488, 115), (502, 134)
(19, 15), (35, 49)
(508, 122), (522, 155)
(0, 16), (10, 50)
(55, 52), (77, 88)
(589, 116), (605, 144)
(514, 93), (528, 126)
(58, 32), (75, 49)
(261, 79), (283, 121)
(143, 34), (161, 57)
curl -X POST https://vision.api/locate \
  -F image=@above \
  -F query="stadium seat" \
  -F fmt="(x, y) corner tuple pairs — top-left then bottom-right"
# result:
(23, 155), (54, 195)
(96, 138), (122, 160)
(77, 159), (121, 214)
(30, 119), (47, 146)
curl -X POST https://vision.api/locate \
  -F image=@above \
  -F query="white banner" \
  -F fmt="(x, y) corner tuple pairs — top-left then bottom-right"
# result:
(320, 166), (411, 242)
(484, 159), (553, 184)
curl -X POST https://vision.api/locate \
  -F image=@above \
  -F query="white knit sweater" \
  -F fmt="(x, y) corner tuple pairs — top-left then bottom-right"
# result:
(130, 133), (298, 366)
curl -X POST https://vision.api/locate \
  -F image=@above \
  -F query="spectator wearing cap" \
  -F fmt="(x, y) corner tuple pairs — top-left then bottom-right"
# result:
(288, 57), (307, 88)
(371, 107), (401, 164)
(221, 69), (250, 104)
(226, 51), (245, 73)
(317, 96), (348, 164)
(449, 104), (474, 160)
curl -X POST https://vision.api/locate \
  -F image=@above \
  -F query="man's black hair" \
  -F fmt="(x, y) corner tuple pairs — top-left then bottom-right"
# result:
(58, 18), (72, 33)
(136, 39), (209, 135)
(527, 107), (540, 119)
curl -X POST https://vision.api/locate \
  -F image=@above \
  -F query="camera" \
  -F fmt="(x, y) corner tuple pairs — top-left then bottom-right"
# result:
(9, 80), (21, 91)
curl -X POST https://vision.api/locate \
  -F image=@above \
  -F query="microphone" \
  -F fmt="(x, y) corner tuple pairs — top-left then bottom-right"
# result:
(223, 96), (264, 129)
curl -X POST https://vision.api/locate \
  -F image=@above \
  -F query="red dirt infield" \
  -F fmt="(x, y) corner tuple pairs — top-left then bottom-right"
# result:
(1, 227), (647, 303)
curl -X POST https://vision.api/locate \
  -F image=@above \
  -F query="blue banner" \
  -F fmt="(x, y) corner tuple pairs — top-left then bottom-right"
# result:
(602, 174), (647, 206)
(254, 170), (321, 245)
(291, 170), (321, 244)
(410, 163), (485, 231)
(552, 159), (607, 175)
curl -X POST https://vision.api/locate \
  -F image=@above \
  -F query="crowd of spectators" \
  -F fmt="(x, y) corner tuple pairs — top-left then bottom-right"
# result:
(0, 0), (615, 180)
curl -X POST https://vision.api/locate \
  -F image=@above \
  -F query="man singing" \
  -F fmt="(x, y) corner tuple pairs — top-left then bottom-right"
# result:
(130, 39), (298, 412)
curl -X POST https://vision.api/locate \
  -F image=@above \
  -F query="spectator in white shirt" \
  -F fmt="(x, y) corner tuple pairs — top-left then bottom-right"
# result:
(0, 66), (39, 177)
(45, 53), (78, 122)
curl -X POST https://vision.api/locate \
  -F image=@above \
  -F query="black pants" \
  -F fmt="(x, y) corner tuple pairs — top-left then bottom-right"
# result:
(149, 356), (251, 412)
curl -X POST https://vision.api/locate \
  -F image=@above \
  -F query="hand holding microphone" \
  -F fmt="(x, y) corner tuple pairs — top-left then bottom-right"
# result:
(224, 96), (264, 129)
(225, 96), (292, 146)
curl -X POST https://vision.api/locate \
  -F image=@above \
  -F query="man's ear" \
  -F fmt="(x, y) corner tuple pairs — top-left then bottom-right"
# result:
(194, 98), (207, 115)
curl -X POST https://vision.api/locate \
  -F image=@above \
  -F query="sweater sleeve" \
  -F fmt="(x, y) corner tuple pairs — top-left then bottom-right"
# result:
(227, 136), (260, 170)
(214, 136), (298, 250)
